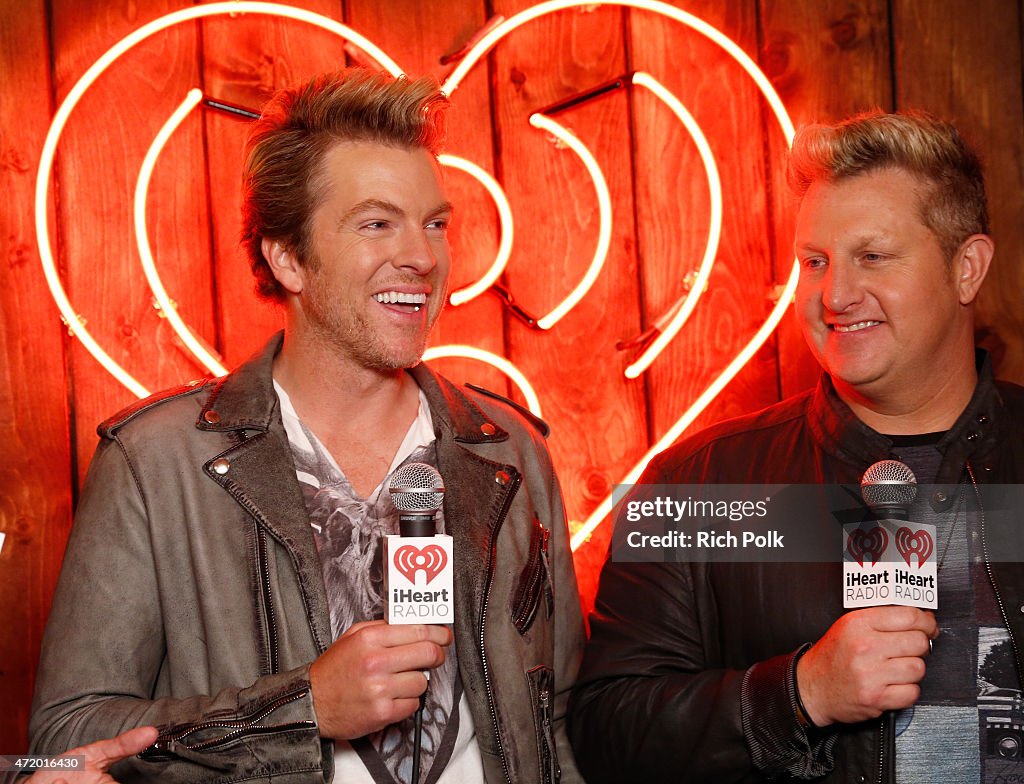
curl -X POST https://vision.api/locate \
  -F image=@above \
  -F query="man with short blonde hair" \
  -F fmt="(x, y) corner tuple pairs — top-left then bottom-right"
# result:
(570, 111), (1024, 783)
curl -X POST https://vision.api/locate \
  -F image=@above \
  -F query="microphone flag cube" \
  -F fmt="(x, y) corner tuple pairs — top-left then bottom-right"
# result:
(843, 520), (937, 609)
(384, 534), (455, 624)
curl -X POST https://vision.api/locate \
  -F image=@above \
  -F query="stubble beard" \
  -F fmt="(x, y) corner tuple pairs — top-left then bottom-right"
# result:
(304, 283), (434, 372)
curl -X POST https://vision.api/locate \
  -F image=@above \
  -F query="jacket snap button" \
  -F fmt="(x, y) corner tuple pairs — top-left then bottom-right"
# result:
(977, 414), (989, 424)
(495, 470), (510, 485)
(211, 458), (230, 475)
(966, 430), (979, 441)
(204, 410), (221, 424)
(480, 423), (496, 436)
(933, 490), (948, 504)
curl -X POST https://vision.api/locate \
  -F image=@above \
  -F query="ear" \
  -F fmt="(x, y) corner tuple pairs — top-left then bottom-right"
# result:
(954, 234), (994, 305)
(262, 237), (305, 295)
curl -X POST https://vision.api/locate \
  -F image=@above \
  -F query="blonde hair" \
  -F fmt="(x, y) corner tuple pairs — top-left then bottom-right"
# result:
(787, 111), (988, 260)
(242, 69), (449, 301)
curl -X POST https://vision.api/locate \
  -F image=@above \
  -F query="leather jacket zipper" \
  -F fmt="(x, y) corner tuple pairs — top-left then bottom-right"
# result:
(145, 688), (314, 758)
(480, 469), (521, 784)
(539, 683), (560, 783)
(512, 524), (551, 631)
(976, 463), (1022, 670)
(876, 714), (886, 784)
(257, 525), (280, 674)
(539, 525), (554, 617)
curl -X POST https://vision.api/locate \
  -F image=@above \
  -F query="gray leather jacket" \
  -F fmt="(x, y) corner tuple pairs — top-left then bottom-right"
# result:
(30, 334), (585, 784)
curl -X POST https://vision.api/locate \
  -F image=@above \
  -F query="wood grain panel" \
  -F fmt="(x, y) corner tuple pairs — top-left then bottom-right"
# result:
(487, 1), (646, 609)
(760, 0), (893, 398)
(0, 0), (72, 755)
(630, 0), (783, 440)
(49, 0), (216, 484)
(893, 0), (1024, 384)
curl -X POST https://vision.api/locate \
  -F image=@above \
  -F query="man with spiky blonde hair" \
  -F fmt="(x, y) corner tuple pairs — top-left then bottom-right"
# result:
(31, 69), (583, 784)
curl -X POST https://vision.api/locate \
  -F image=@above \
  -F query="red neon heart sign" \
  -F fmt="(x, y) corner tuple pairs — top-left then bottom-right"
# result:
(36, 1), (798, 554)
(393, 544), (448, 585)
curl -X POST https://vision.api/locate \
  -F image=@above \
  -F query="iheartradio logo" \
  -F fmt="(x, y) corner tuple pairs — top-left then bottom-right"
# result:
(385, 534), (455, 624)
(843, 519), (937, 610)
(846, 526), (888, 567)
(895, 527), (934, 569)
(393, 544), (448, 585)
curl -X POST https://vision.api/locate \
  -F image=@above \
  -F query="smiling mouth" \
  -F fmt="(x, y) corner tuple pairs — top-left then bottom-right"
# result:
(374, 291), (427, 312)
(831, 321), (880, 333)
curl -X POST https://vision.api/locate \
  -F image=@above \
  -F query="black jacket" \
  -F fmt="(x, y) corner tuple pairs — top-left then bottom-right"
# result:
(569, 358), (1024, 783)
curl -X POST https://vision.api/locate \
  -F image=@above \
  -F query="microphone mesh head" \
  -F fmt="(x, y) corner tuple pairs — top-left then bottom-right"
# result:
(389, 462), (445, 513)
(861, 459), (918, 513)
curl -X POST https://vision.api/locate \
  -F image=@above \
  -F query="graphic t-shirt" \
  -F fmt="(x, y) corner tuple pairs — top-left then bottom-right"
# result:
(889, 437), (1022, 783)
(275, 381), (484, 784)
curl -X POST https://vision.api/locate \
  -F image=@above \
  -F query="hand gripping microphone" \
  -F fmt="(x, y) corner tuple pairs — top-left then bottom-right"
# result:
(843, 459), (937, 610)
(385, 463), (454, 625)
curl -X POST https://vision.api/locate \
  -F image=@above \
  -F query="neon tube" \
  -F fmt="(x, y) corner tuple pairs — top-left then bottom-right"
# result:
(624, 71), (722, 378)
(438, 0), (800, 549)
(529, 113), (613, 330)
(442, 0), (795, 144)
(439, 155), (515, 307)
(570, 266), (798, 550)
(423, 345), (543, 416)
(134, 89), (229, 378)
(36, 2), (403, 396)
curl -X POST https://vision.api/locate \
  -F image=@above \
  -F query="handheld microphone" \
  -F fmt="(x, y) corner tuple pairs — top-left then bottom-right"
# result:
(843, 459), (937, 610)
(384, 463), (455, 625)
(385, 463), (453, 784)
(861, 459), (918, 519)
(391, 462), (446, 536)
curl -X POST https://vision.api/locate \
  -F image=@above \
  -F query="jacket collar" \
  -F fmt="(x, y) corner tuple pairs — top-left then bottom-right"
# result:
(807, 350), (1004, 483)
(409, 364), (509, 445)
(195, 333), (514, 658)
(204, 333), (518, 673)
(198, 332), (509, 448)
(197, 335), (281, 433)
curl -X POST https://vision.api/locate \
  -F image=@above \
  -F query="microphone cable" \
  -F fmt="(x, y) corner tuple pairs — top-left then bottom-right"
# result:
(411, 684), (426, 784)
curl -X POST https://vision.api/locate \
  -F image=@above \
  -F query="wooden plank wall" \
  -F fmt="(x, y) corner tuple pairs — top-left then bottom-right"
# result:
(1, 0), (1021, 751)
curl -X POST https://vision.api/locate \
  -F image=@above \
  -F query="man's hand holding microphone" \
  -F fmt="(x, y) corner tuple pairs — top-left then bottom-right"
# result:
(796, 460), (940, 728)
